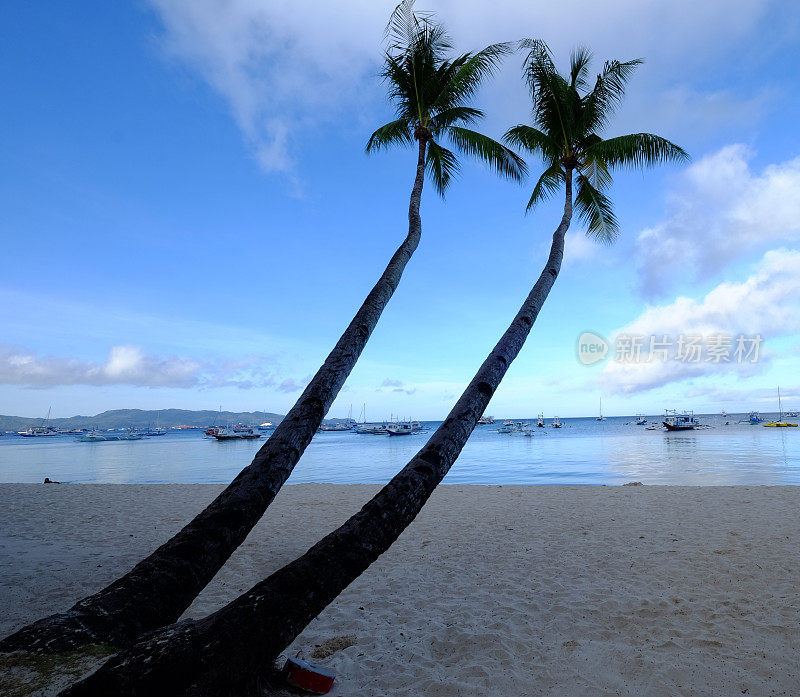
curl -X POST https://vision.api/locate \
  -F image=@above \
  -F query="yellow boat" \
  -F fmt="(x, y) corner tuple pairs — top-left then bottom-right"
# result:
(763, 387), (798, 427)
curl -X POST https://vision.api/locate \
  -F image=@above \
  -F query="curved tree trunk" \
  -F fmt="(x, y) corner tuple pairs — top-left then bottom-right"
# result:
(0, 140), (429, 655)
(60, 171), (574, 697)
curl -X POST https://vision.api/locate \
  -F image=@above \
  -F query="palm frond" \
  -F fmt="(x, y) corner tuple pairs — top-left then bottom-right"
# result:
(366, 118), (413, 153)
(428, 106), (483, 133)
(426, 140), (459, 196)
(447, 126), (527, 181)
(526, 162), (564, 211)
(585, 133), (689, 168)
(569, 46), (592, 89)
(503, 124), (561, 163)
(430, 42), (513, 111)
(583, 58), (643, 130)
(575, 174), (619, 242)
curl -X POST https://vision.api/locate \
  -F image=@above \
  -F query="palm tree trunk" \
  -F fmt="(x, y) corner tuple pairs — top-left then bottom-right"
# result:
(60, 171), (574, 697)
(1, 139), (430, 655)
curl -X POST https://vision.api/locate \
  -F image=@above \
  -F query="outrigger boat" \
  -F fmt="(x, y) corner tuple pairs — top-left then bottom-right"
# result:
(634, 415), (647, 426)
(477, 415), (495, 425)
(537, 414), (545, 428)
(212, 426), (261, 440)
(552, 416), (561, 428)
(662, 410), (698, 431)
(763, 387), (798, 427)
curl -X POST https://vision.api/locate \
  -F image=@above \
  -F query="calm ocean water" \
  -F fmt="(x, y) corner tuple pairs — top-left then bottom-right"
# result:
(1, 415), (799, 485)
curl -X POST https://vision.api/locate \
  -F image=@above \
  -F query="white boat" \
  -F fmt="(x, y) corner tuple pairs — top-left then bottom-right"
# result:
(763, 387), (799, 428)
(662, 410), (698, 431)
(477, 415), (495, 425)
(721, 410), (728, 418)
(145, 426), (167, 436)
(596, 398), (605, 421)
(387, 422), (414, 436)
(635, 415), (647, 426)
(355, 423), (388, 434)
(212, 427), (261, 440)
(258, 422), (274, 431)
(786, 409), (799, 418)
(537, 414), (544, 428)
(552, 416), (561, 428)
(120, 428), (144, 440)
(18, 426), (59, 437)
(76, 430), (110, 442)
(319, 422), (353, 432)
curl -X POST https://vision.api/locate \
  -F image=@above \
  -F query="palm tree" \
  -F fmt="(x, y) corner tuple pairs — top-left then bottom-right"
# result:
(0, 1), (524, 655)
(58, 46), (687, 696)
(367, 0), (525, 197)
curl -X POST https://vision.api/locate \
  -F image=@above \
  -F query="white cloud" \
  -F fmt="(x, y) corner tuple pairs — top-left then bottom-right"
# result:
(0, 344), (309, 391)
(563, 230), (601, 267)
(636, 145), (800, 298)
(601, 248), (800, 394)
(0, 345), (202, 388)
(147, 0), (781, 180)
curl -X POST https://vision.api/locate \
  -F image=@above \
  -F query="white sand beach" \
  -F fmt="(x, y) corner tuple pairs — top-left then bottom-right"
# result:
(1, 483), (799, 696)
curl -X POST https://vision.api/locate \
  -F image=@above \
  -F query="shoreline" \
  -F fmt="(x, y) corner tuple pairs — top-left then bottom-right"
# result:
(2, 483), (799, 695)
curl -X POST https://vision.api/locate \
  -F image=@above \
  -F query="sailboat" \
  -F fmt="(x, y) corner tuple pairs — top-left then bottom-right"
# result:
(596, 398), (605, 421)
(763, 387), (798, 428)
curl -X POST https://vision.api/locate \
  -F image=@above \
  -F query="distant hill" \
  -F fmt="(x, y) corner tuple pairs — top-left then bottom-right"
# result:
(0, 409), (284, 432)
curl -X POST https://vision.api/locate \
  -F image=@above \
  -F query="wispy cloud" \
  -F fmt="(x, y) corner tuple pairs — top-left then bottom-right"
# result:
(378, 378), (416, 395)
(147, 0), (782, 183)
(636, 145), (800, 298)
(0, 345), (201, 389)
(0, 344), (309, 391)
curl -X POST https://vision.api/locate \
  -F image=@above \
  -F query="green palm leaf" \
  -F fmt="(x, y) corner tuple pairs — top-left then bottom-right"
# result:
(366, 118), (413, 153)
(586, 133), (689, 168)
(575, 174), (619, 242)
(503, 125), (560, 163)
(447, 126), (527, 181)
(426, 140), (459, 196)
(526, 162), (564, 211)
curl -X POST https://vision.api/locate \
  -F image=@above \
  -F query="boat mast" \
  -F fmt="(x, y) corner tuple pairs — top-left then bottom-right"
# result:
(778, 386), (783, 421)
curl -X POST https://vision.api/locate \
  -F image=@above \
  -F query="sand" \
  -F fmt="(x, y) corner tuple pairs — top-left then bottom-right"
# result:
(1, 483), (799, 696)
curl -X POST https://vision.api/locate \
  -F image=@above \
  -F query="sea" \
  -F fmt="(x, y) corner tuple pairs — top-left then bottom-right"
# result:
(2, 414), (800, 485)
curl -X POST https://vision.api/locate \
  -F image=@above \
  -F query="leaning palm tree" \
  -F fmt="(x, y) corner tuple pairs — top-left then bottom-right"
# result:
(0, 0), (524, 655)
(59, 46), (687, 696)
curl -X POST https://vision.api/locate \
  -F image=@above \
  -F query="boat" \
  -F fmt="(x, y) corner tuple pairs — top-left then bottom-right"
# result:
(635, 415), (647, 426)
(119, 428), (144, 440)
(552, 416), (561, 428)
(763, 387), (798, 427)
(212, 427), (261, 440)
(19, 407), (59, 436)
(747, 411), (764, 425)
(355, 422), (388, 434)
(258, 422), (274, 431)
(477, 415), (495, 425)
(387, 422), (414, 436)
(662, 410), (698, 431)
(537, 414), (544, 428)
(76, 430), (111, 442)
(596, 398), (605, 421)
(721, 410), (728, 418)
(145, 426), (167, 436)
(786, 409), (799, 418)
(497, 425), (513, 433)
(319, 422), (353, 432)
(18, 426), (59, 437)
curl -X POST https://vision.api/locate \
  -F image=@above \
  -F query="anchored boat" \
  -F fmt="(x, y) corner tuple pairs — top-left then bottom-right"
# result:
(662, 410), (698, 431)
(763, 387), (798, 427)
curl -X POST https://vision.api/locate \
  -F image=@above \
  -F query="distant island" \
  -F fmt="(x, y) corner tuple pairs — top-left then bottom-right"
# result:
(0, 409), (285, 433)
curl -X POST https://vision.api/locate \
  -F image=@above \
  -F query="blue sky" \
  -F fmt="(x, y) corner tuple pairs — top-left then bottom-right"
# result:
(2, 0), (800, 420)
